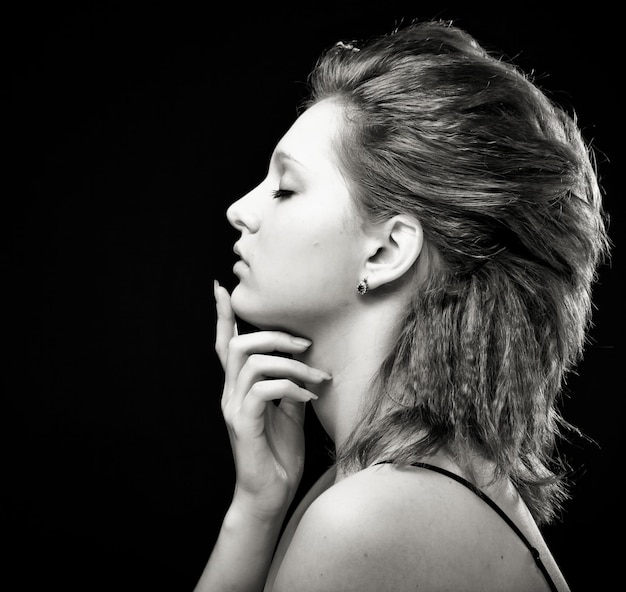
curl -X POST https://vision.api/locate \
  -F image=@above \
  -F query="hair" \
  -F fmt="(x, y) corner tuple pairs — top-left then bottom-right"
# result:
(304, 20), (610, 525)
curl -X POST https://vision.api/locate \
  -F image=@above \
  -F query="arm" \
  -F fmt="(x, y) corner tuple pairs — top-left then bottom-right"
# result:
(194, 282), (330, 592)
(269, 467), (413, 592)
(193, 497), (286, 592)
(270, 465), (562, 592)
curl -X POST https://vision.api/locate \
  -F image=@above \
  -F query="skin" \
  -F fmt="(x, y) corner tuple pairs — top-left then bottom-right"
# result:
(226, 99), (423, 447)
(195, 100), (570, 592)
(227, 99), (369, 338)
(266, 462), (569, 591)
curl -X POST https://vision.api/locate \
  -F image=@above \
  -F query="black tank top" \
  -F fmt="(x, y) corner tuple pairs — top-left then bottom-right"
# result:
(374, 461), (559, 592)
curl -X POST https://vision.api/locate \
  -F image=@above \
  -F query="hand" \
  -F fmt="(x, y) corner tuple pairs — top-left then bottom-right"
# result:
(214, 281), (331, 520)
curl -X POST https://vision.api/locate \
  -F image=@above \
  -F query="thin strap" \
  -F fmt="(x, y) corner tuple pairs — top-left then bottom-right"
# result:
(374, 461), (559, 592)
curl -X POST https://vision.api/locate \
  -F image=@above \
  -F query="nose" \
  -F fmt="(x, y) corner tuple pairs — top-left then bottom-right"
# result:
(226, 187), (261, 234)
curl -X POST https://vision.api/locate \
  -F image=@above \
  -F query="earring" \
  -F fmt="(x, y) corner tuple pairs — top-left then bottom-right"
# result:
(356, 278), (369, 295)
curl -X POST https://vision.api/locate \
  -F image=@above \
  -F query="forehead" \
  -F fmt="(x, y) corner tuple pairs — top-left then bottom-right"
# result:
(273, 100), (344, 172)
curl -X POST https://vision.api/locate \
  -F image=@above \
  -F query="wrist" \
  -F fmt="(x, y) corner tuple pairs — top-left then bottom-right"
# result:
(228, 489), (290, 529)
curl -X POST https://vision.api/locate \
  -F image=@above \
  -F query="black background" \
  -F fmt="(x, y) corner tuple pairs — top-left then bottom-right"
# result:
(5, 2), (622, 590)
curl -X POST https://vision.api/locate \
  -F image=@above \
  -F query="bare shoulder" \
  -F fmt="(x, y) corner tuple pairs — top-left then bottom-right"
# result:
(270, 463), (560, 592)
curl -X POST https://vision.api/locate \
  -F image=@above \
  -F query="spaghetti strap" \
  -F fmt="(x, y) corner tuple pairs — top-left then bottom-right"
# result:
(374, 460), (559, 592)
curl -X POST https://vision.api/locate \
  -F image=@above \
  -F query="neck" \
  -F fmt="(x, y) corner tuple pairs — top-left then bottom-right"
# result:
(294, 299), (404, 453)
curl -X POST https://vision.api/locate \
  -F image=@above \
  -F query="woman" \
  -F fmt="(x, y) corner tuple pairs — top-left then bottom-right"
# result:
(195, 20), (608, 592)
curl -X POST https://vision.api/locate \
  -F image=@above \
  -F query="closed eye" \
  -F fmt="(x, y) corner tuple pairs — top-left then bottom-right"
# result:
(272, 189), (295, 200)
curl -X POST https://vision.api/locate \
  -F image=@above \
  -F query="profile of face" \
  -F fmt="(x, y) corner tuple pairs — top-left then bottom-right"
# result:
(227, 100), (369, 336)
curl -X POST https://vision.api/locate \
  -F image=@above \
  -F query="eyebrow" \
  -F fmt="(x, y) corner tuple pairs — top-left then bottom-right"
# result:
(272, 148), (307, 170)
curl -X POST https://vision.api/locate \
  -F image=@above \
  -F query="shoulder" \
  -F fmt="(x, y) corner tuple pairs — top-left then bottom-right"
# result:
(270, 463), (535, 592)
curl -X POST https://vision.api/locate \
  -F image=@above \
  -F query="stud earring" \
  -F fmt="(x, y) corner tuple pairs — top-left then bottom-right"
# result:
(356, 277), (369, 295)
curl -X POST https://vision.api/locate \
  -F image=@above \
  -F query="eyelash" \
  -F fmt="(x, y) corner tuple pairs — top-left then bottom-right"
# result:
(272, 189), (294, 200)
(272, 189), (295, 199)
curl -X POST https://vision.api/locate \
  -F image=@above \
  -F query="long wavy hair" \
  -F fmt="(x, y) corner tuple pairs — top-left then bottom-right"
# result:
(305, 20), (609, 525)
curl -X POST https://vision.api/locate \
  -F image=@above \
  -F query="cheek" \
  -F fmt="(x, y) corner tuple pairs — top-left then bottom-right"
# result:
(281, 226), (353, 267)
(292, 237), (359, 297)
(232, 232), (359, 329)
(257, 206), (360, 284)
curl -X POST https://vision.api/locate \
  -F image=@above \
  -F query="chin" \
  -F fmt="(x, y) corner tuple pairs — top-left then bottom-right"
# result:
(231, 288), (284, 331)
(230, 287), (306, 335)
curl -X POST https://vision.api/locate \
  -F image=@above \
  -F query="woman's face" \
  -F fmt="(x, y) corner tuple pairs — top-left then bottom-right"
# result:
(227, 99), (368, 335)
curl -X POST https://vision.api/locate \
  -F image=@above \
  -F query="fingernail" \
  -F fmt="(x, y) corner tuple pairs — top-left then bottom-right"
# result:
(315, 370), (332, 380)
(213, 280), (219, 301)
(291, 336), (312, 347)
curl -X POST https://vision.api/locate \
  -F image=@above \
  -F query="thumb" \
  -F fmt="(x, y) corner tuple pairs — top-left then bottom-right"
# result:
(214, 280), (238, 369)
(278, 398), (307, 426)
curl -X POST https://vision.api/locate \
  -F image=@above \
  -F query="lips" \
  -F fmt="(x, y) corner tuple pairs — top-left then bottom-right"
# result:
(233, 243), (248, 265)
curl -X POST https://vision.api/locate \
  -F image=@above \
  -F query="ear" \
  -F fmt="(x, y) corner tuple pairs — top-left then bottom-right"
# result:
(362, 215), (424, 290)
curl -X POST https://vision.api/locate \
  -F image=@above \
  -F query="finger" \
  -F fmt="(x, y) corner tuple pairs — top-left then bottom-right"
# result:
(239, 379), (317, 422)
(214, 281), (237, 368)
(224, 331), (314, 389)
(227, 354), (330, 408)
(278, 396), (307, 425)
